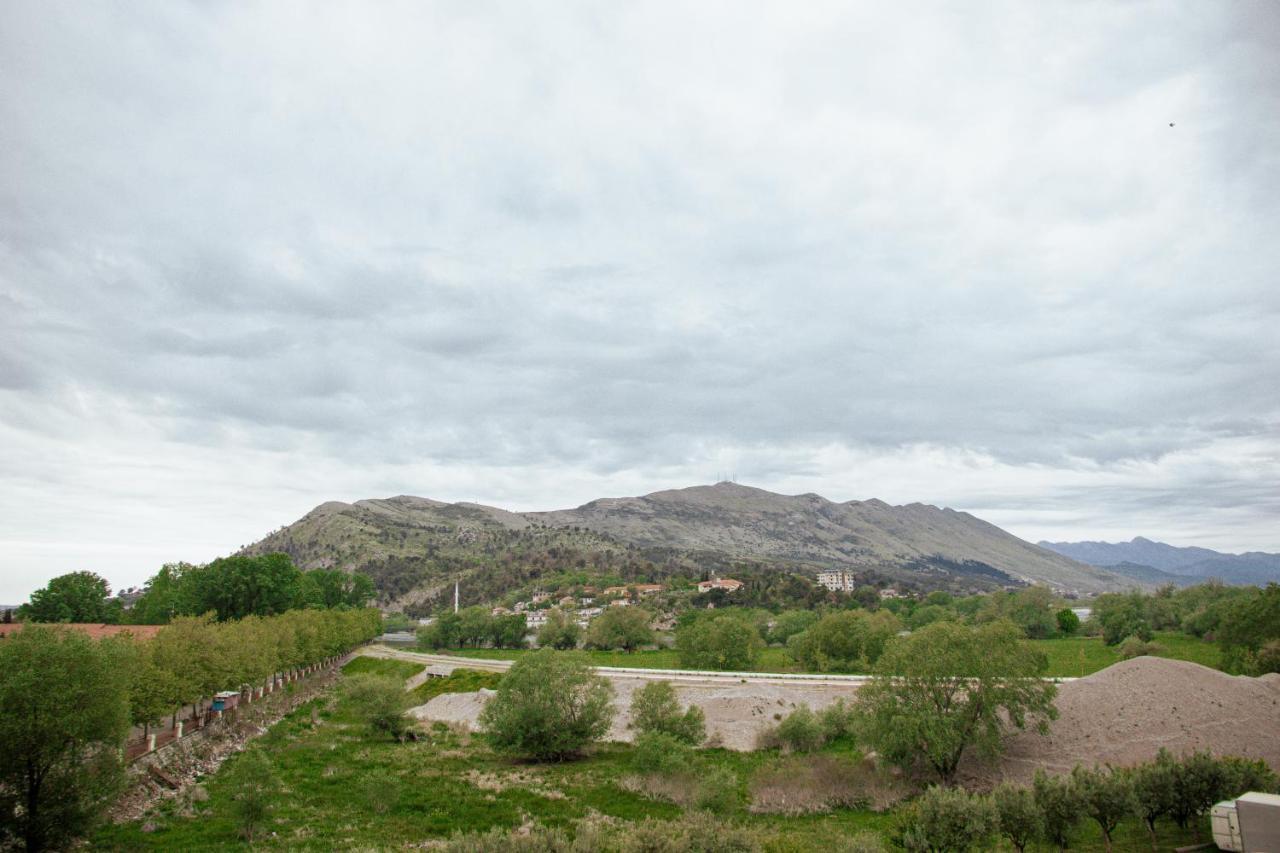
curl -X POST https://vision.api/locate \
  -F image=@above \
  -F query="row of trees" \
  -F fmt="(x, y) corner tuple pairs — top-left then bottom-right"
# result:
(1093, 583), (1279, 673)
(18, 556), (375, 626)
(0, 608), (381, 851)
(897, 751), (1276, 852)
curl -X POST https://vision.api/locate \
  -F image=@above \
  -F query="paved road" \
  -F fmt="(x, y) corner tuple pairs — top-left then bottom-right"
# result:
(362, 645), (1076, 686)
(364, 644), (877, 687)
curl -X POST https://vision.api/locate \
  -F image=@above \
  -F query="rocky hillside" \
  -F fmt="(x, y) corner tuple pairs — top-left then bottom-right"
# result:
(244, 484), (1126, 609)
(534, 483), (1119, 593)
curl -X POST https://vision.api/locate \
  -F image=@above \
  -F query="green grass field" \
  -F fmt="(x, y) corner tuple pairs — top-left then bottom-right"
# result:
(341, 655), (425, 679)
(439, 631), (1221, 678)
(93, 665), (1211, 851)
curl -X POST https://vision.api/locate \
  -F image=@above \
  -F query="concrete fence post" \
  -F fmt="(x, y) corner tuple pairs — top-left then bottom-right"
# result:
(147, 733), (156, 753)
(176, 721), (184, 739)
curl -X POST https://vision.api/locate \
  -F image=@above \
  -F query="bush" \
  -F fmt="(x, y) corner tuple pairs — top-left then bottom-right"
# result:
(776, 704), (825, 753)
(992, 783), (1041, 853)
(818, 698), (857, 743)
(895, 785), (996, 853)
(631, 731), (693, 774)
(1032, 770), (1082, 851)
(1117, 636), (1164, 660)
(629, 680), (705, 745)
(1055, 608), (1081, 636)
(341, 673), (411, 741)
(693, 766), (742, 812)
(359, 769), (401, 814)
(229, 750), (280, 843)
(479, 649), (615, 760)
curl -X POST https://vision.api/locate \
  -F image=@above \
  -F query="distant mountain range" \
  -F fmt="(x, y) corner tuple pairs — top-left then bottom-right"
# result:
(244, 483), (1130, 610)
(1037, 536), (1280, 586)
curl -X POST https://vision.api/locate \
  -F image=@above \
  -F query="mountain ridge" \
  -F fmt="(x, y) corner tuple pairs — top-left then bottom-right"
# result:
(243, 483), (1130, 609)
(1037, 537), (1280, 586)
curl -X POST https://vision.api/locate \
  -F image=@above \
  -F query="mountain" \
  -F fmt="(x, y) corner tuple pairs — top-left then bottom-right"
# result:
(533, 483), (1117, 591)
(1037, 537), (1280, 586)
(244, 484), (1127, 610)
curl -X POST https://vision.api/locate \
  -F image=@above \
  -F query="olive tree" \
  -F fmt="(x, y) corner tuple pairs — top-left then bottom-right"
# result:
(896, 785), (996, 852)
(1072, 765), (1134, 853)
(479, 649), (615, 760)
(858, 621), (1058, 784)
(341, 673), (412, 741)
(992, 783), (1041, 853)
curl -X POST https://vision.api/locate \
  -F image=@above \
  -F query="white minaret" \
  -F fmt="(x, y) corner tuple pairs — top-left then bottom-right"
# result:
(454, 581), (459, 613)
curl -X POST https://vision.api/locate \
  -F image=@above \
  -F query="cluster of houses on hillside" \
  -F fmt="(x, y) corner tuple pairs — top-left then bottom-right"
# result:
(486, 577), (745, 630)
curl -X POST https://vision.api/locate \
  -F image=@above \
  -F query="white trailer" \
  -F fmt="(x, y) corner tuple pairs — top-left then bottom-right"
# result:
(1212, 792), (1280, 852)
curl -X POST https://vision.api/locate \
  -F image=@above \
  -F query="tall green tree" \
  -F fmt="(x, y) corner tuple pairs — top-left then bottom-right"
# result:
(536, 608), (581, 649)
(479, 649), (615, 760)
(18, 571), (116, 623)
(0, 626), (129, 851)
(583, 606), (653, 652)
(858, 621), (1058, 785)
(675, 612), (763, 670)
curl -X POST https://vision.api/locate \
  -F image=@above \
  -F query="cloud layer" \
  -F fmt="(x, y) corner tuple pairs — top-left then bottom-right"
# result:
(2, 2), (1278, 600)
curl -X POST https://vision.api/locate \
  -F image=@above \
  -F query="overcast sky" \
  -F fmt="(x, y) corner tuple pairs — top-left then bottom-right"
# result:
(2, 2), (1278, 602)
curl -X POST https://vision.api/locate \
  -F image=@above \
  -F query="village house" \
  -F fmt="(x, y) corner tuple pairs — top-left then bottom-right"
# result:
(0, 622), (164, 642)
(531, 592), (551, 604)
(697, 578), (743, 593)
(633, 583), (665, 596)
(525, 611), (550, 628)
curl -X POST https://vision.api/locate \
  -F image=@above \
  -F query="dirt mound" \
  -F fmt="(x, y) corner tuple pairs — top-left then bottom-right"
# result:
(408, 688), (494, 727)
(968, 656), (1280, 786)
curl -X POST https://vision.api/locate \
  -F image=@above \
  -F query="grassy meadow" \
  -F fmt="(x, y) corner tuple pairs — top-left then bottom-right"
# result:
(440, 630), (1220, 678)
(93, 655), (1213, 851)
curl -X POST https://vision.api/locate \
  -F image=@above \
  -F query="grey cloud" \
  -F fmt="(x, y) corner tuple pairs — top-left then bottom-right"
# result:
(1, 1), (1278, 599)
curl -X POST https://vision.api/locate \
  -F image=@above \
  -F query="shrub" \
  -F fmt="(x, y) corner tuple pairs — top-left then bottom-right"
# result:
(629, 680), (705, 745)
(341, 673), (411, 741)
(1032, 770), (1082, 851)
(693, 765), (742, 812)
(895, 785), (996, 853)
(776, 704), (825, 753)
(359, 769), (401, 814)
(992, 782), (1041, 853)
(1071, 765), (1134, 852)
(818, 698), (858, 743)
(479, 649), (615, 760)
(748, 756), (881, 815)
(228, 750), (280, 843)
(1117, 636), (1164, 660)
(632, 731), (693, 774)
(1055, 608), (1081, 636)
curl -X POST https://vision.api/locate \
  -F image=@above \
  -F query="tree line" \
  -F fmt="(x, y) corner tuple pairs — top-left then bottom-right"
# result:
(0, 607), (381, 851)
(16, 554), (375, 625)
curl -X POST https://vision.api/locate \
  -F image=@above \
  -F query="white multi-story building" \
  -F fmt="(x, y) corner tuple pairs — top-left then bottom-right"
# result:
(816, 569), (856, 592)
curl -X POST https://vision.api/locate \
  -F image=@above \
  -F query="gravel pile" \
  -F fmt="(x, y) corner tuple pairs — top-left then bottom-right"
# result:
(967, 656), (1280, 786)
